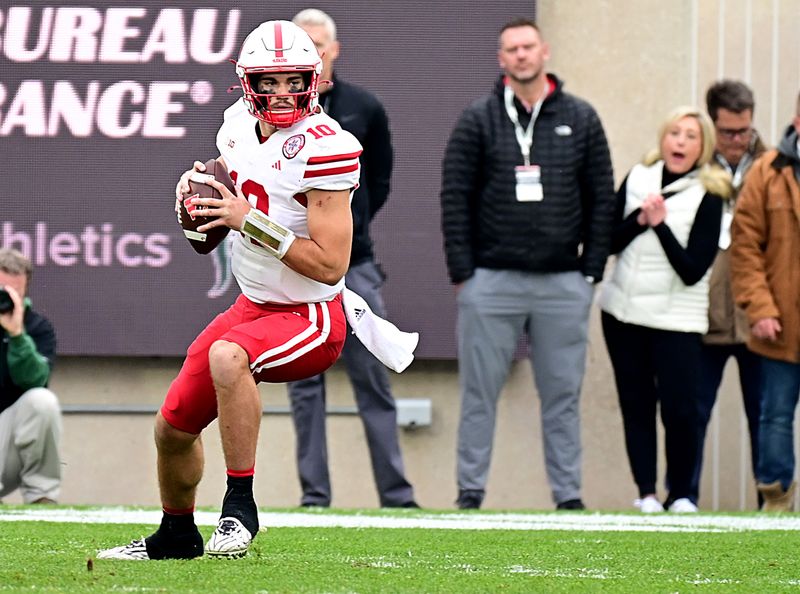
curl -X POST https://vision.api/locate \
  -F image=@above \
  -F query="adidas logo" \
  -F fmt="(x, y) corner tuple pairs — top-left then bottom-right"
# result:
(353, 307), (366, 321)
(272, 161), (282, 170)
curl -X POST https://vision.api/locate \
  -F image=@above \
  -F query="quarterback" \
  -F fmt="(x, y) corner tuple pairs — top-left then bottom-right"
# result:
(99, 20), (361, 560)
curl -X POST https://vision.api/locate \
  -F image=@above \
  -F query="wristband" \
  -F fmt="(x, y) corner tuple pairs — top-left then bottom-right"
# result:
(241, 209), (296, 259)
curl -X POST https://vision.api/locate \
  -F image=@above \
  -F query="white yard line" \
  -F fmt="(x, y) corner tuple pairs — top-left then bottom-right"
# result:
(2, 507), (800, 532)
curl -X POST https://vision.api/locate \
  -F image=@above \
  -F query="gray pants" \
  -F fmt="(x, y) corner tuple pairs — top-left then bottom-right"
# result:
(287, 260), (415, 507)
(456, 269), (593, 505)
(0, 388), (62, 503)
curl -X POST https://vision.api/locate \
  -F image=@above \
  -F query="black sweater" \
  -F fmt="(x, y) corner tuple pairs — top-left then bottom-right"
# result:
(610, 168), (723, 286)
(440, 74), (616, 283)
(320, 73), (393, 266)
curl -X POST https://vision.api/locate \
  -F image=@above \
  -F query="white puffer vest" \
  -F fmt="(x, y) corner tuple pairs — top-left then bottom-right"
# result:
(599, 161), (711, 333)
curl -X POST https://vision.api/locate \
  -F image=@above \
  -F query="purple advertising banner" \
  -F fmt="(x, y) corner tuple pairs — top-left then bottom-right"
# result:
(1, 1), (535, 357)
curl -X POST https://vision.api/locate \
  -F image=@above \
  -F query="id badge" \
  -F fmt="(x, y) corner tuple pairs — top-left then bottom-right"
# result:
(515, 165), (543, 202)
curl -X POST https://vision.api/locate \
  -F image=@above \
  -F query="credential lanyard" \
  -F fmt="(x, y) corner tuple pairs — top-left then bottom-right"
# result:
(504, 85), (545, 167)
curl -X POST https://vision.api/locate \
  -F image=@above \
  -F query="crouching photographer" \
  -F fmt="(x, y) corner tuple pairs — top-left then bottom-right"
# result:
(0, 248), (61, 504)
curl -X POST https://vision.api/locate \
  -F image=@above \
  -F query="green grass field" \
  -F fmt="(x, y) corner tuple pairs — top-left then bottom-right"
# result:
(2, 506), (800, 593)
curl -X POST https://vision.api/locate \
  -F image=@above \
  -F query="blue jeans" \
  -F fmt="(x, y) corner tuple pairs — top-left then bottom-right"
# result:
(692, 343), (761, 503)
(757, 356), (800, 490)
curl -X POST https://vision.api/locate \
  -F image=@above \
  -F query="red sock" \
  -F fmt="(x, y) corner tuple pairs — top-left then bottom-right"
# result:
(163, 506), (194, 516)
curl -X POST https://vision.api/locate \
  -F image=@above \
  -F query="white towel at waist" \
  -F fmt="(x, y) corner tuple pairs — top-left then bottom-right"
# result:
(341, 287), (419, 373)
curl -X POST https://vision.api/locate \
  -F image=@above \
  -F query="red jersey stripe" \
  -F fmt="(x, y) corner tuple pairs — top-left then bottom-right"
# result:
(303, 163), (359, 178)
(307, 150), (362, 165)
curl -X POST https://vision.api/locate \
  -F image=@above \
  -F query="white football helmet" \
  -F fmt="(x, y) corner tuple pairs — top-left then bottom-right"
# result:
(235, 20), (322, 128)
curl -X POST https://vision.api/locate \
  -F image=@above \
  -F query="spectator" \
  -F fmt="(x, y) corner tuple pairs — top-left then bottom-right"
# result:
(0, 248), (60, 505)
(730, 91), (800, 512)
(600, 106), (731, 513)
(286, 8), (416, 509)
(693, 80), (767, 507)
(440, 18), (615, 510)
(99, 20), (362, 560)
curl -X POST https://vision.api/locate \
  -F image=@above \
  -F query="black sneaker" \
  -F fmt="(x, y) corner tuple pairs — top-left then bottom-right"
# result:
(383, 500), (420, 509)
(98, 528), (204, 561)
(556, 498), (586, 511)
(456, 489), (484, 510)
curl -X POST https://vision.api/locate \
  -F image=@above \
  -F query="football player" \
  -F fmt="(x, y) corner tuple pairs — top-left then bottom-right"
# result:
(99, 20), (362, 560)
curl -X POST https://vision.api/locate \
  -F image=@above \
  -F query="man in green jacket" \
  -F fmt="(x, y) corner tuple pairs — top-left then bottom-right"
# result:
(0, 248), (60, 504)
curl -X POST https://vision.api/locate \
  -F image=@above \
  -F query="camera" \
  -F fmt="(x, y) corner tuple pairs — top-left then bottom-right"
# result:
(0, 287), (13, 314)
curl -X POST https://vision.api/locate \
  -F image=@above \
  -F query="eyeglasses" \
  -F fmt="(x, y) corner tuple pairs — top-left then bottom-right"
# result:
(716, 126), (752, 140)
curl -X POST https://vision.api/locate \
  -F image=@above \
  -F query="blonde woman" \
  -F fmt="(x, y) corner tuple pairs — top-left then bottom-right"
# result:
(599, 106), (732, 513)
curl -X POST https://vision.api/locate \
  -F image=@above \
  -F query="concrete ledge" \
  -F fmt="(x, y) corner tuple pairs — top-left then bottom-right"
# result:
(60, 404), (359, 415)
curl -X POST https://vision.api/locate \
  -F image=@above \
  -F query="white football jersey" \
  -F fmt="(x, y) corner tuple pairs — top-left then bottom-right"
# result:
(216, 99), (362, 304)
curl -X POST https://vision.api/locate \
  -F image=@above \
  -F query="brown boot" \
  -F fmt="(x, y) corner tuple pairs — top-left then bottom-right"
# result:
(758, 480), (796, 512)
(31, 497), (57, 505)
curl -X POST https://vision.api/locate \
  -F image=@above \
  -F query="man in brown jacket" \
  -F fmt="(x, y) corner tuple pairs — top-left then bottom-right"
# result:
(693, 81), (767, 508)
(731, 91), (800, 512)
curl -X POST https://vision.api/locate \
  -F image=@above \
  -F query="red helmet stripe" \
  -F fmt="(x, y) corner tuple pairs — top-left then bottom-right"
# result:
(273, 21), (284, 58)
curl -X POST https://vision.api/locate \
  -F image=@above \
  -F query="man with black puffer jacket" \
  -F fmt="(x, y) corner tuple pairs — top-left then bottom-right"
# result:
(0, 248), (60, 505)
(441, 18), (615, 511)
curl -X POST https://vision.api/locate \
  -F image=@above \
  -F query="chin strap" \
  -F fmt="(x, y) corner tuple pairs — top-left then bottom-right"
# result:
(241, 210), (296, 259)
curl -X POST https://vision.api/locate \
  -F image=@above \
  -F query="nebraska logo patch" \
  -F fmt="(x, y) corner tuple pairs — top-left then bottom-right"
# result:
(282, 134), (306, 159)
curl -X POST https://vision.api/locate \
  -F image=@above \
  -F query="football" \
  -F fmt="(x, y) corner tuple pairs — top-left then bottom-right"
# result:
(178, 158), (234, 254)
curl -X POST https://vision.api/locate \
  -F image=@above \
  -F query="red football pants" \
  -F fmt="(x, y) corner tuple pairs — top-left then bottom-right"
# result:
(161, 293), (345, 434)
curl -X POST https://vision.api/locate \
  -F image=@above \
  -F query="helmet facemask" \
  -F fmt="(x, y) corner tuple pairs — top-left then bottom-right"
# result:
(240, 68), (319, 128)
